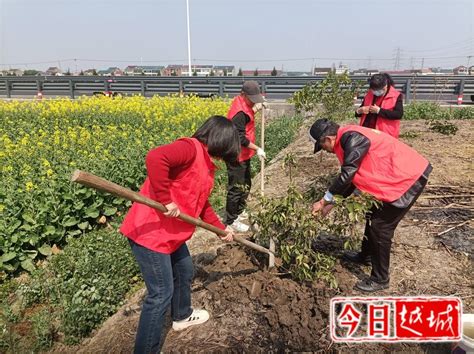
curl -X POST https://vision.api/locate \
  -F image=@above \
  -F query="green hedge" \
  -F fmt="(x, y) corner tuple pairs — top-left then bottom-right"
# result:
(404, 102), (474, 120)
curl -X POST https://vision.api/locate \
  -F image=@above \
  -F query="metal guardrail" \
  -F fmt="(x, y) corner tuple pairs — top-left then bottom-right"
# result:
(0, 75), (473, 103)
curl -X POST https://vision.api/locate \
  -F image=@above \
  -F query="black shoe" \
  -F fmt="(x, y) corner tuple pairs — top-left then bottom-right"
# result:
(343, 251), (371, 266)
(355, 278), (389, 292)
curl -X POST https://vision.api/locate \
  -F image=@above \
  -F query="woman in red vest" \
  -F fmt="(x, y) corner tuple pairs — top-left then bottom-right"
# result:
(120, 116), (239, 353)
(224, 81), (266, 232)
(356, 73), (403, 138)
(309, 118), (432, 292)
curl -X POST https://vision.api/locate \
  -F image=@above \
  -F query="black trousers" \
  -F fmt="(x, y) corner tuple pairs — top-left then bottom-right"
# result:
(224, 159), (251, 225)
(360, 179), (428, 283)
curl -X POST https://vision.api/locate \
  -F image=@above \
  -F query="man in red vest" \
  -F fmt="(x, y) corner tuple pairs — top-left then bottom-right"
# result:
(309, 118), (432, 292)
(356, 73), (403, 138)
(225, 81), (266, 232)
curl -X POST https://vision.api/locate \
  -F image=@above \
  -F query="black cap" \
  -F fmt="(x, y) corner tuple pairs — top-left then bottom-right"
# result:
(309, 118), (331, 153)
(242, 81), (264, 103)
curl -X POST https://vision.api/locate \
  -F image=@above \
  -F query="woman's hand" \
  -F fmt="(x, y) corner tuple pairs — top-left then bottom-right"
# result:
(369, 105), (380, 114)
(164, 202), (180, 217)
(357, 106), (370, 115)
(220, 226), (235, 242)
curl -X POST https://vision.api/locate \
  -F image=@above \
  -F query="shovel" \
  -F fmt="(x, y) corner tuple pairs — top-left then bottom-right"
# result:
(71, 170), (279, 264)
(259, 104), (276, 268)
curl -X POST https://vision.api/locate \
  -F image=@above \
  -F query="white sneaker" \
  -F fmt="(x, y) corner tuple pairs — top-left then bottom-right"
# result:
(172, 309), (209, 331)
(238, 210), (249, 220)
(230, 220), (250, 233)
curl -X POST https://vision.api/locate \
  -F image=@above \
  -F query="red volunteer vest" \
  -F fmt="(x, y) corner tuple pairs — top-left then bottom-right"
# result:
(359, 86), (402, 138)
(227, 95), (256, 162)
(334, 125), (429, 202)
(120, 138), (215, 254)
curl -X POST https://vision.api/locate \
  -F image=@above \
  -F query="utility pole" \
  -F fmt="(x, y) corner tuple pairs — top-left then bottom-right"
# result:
(186, 0), (192, 76)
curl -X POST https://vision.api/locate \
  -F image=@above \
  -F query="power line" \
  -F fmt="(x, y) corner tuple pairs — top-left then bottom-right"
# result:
(1, 54), (472, 68)
(403, 38), (474, 53)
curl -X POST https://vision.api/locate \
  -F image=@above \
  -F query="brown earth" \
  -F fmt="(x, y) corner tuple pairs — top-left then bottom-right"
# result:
(51, 119), (473, 353)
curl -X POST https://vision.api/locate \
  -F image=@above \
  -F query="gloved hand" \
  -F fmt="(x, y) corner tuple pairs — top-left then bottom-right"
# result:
(256, 147), (266, 159)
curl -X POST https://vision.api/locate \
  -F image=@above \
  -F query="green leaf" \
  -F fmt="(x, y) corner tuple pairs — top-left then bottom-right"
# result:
(20, 259), (35, 272)
(0, 252), (16, 263)
(22, 213), (35, 224)
(38, 244), (52, 256)
(84, 207), (100, 219)
(63, 217), (79, 227)
(103, 207), (117, 216)
(67, 230), (82, 237)
(78, 221), (89, 230)
(8, 219), (22, 233)
(2, 262), (17, 272)
(44, 225), (56, 235)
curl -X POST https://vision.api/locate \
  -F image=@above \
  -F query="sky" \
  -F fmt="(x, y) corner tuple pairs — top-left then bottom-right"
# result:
(0, 0), (473, 73)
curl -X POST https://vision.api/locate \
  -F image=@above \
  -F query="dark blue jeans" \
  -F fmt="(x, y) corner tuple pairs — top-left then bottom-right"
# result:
(129, 239), (194, 354)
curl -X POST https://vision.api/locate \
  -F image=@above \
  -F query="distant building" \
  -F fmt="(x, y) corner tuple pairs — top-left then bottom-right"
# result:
(454, 66), (468, 75)
(123, 65), (164, 75)
(45, 67), (62, 76)
(431, 67), (454, 75)
(182, 65), (214, 77)
(469, 66), (474, 75)
(97, 67), (123, 76)
(408, 68), (433, 75)
(163, 65), (186, 76)
(124, 66), (144, 76)
(140, 66), (164, 76)
(352, 68), (380, 76)
(213, 65), (235, 76)
(0, 68), (24, 76)
(335, 64), (349, 75)
(313, 67), (332, 75)
(83, 69), (97, 76)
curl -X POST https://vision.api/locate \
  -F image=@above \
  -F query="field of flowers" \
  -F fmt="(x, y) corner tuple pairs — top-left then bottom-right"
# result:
(0, 96), (230, 275)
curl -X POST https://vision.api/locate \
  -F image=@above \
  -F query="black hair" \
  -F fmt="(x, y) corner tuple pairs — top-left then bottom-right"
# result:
(320, 120), (340, 139)
(369, 73), (388, 90)
(382, 73), (394, 86)
(193, 116), (240, 164)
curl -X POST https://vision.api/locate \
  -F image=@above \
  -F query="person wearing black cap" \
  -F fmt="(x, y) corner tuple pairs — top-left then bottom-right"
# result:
(309, 118), (432, 292)
(224, 81), (266, 232)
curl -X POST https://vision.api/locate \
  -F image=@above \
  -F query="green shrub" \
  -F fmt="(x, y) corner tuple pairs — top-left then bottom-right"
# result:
(14, 227), (140, 345)
(428, 120), (458, 136)
(404, 101), (474, 121)
(404, 102), (450, 120)
(289, 71), (361, 121)
(252, 153), (378, 285)
(452, 106), (474, 120)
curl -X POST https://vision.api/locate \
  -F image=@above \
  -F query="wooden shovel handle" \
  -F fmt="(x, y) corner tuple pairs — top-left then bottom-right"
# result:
(70, 170), (272, 256)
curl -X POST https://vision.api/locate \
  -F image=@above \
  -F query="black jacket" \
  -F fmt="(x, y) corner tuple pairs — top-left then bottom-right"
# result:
(355, 87), (404, 129)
